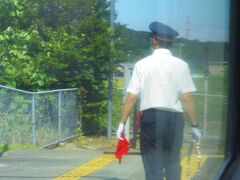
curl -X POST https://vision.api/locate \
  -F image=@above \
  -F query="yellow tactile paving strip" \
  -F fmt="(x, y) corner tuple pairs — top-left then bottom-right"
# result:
(181, 155), (207, 180)
(53, 153), (223, 180)
(53, 154), (115, 180)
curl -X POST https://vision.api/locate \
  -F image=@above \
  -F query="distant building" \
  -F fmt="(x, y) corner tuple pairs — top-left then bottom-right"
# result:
(208, 62), (228, 75)
(116, 63), (135, 77)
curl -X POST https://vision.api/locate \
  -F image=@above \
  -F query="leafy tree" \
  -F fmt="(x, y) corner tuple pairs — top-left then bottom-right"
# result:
(0, 0), (124, 135)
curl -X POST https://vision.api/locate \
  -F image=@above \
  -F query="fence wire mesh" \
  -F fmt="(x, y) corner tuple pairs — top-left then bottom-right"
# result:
(0, 85), (78, 147)
(115, 63), (228, 152)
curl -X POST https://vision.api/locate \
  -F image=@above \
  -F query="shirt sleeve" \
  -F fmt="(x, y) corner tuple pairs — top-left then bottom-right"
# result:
(180, 64), (197, 93)
(126, 65), (141, 95)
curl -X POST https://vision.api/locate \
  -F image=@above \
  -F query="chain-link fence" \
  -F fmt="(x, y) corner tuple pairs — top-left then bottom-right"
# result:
(113, 63), (228, 149)
(0, 85), (78, 147)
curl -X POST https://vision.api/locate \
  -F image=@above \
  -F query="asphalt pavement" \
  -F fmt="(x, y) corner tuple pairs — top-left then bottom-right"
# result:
(0, 147), (145, 180)
(0, 139), (224, 180)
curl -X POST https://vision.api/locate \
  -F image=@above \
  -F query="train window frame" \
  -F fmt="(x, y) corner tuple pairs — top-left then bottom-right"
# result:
(214, 0), (240, 179)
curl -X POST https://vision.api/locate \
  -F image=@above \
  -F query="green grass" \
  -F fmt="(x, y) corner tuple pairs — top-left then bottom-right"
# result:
(193, 74), (228, 95)
(0, 74), (228, 151)
(0, 144), (42, 152)
(113, 74), (228, 120)
(193, 74), (228, 123)
(112, 74), (228, 140)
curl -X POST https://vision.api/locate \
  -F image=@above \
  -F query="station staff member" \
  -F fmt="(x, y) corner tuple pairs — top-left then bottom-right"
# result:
(116, 21), (201, 180)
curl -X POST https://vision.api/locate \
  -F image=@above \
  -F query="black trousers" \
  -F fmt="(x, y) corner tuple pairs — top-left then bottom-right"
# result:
(140, 108), (184, 180)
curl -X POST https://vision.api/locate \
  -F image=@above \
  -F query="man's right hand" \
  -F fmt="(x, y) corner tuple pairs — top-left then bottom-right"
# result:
(116, 123), (125, 140)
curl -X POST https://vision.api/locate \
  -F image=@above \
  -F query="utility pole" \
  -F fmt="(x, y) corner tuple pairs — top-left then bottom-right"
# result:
(203, 44), (209, 137)
(178, 43), (185, 58)
(107, 0), (115, 139)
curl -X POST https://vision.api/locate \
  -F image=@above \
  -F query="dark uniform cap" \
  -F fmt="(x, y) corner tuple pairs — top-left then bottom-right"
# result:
(149, 21), (179, 40)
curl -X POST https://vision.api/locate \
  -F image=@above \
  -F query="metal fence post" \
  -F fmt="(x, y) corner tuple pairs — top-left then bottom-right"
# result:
(203, 76), (208, 138)
(203, 45), (209, 137)
(107, 0), (115, 140)
(0, 85), (78, 147)
(58, 91), (62, 140)
(31, 94), (36, 146)
(124, 67), (131, 140)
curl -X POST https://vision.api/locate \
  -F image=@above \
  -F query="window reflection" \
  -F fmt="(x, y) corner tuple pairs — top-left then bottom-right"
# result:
(0, 0), (230, 179)
(116, 0), (229, 179)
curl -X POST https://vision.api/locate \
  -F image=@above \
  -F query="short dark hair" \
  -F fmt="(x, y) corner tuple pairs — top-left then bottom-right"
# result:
(158, 39), (173, 49)
(151, 34), (173, 49)
(158, 40), (173, 49)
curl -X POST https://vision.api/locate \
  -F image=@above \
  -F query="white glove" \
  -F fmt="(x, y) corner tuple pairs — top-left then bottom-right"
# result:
(190, 127), (202, 143)
(116, 123), (125, 140)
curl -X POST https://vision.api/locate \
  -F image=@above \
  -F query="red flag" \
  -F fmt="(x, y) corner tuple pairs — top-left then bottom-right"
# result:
(115, 135), (129, 163)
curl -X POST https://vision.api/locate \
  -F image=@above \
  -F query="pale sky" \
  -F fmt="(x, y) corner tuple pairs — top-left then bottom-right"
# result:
(115, 0), (230, 42)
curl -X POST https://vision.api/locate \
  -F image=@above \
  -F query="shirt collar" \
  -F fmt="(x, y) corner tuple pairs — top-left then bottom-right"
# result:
(153, 48), (172, 55)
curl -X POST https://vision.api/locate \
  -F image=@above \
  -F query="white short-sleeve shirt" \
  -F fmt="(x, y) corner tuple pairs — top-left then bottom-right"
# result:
(127, 48), (196, 112)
